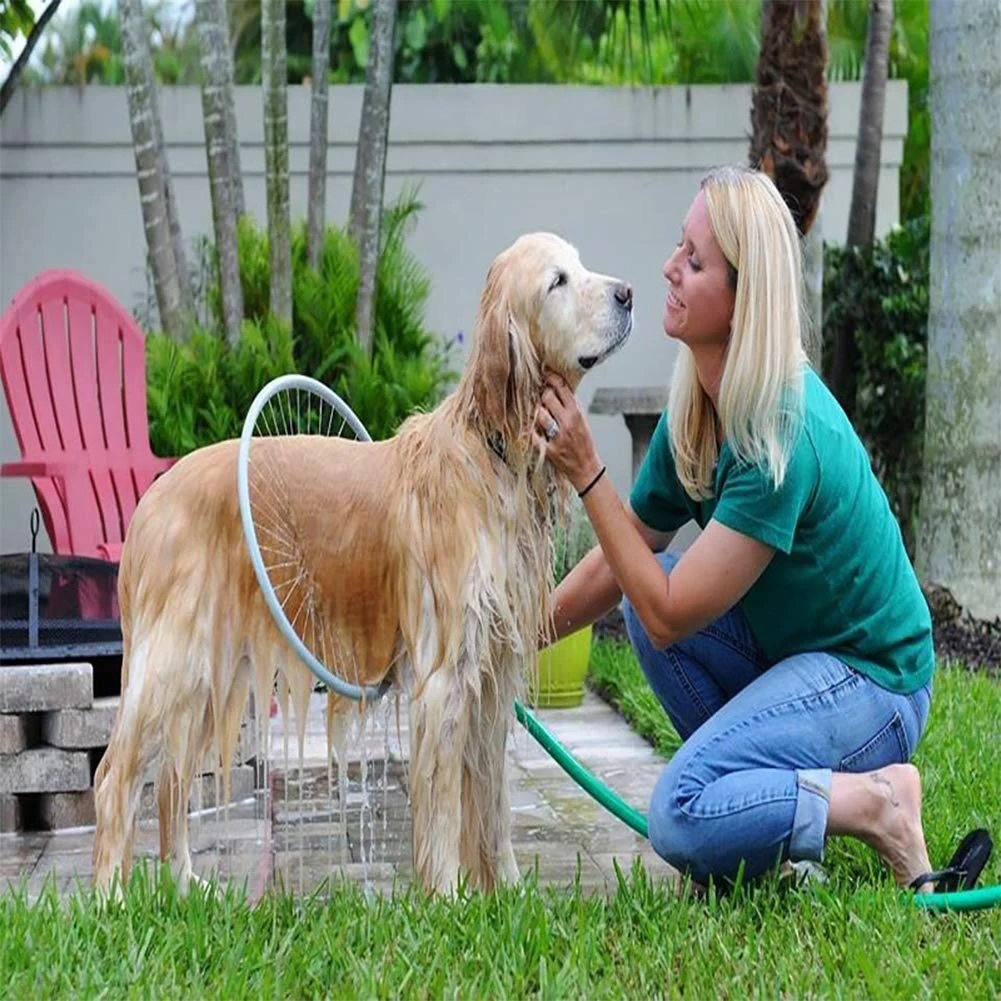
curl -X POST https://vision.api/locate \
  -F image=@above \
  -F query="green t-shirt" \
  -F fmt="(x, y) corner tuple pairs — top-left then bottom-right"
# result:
(629, 367), (934, 694)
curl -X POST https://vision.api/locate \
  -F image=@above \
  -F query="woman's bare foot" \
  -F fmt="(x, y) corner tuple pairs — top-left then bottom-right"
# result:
(863, 764), (935, 890)
(828, 763), (934, 891)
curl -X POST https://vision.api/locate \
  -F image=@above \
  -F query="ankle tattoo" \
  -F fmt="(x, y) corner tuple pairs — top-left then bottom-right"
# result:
(870, 772), (900, 807)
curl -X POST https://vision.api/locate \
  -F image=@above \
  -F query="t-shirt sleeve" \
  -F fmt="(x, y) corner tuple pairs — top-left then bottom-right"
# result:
(712, 433), (818, 554)
(628, 411), (698, 533)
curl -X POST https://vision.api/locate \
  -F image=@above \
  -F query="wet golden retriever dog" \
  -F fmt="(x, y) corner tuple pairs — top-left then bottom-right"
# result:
(92, 232), (633, 896)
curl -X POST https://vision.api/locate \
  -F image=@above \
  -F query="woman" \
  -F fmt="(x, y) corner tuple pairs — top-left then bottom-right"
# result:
(534, 165), (989, 892)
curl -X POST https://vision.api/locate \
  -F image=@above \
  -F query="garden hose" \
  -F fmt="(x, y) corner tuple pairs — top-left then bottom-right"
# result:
(513, 699), (649, 839)
(513, 699), (1000, 913)
(907, 884), (1001, 912)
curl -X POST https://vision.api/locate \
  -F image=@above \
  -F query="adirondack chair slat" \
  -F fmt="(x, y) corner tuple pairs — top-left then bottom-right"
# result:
(93, 300), (137, 547)
(66, 296), (104, 450)
(39, 292), (84, 454)
(1, 269), (178, 562)
(0, 306), (40, 456)
(95, 301), (128, 454)
(2, 456), (171, 475)
(16, 300), (65, 454)
(121, 315), (151, 454)
(117, 327), (154, 534)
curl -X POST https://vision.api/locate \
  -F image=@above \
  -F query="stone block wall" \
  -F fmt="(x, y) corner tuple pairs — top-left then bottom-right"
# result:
(0, 662), (260, 833)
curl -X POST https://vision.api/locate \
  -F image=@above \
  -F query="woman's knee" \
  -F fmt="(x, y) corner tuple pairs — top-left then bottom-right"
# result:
(647, 760), (707, 881)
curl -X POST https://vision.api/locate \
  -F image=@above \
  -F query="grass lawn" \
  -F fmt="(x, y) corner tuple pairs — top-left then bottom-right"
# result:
(1, 641), (998, 998)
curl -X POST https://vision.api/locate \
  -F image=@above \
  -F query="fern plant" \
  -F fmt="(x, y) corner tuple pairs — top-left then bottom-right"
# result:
(146, 191), (458, 456)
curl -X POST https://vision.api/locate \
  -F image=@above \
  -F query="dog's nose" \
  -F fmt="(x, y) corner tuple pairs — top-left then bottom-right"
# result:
(614, 283), (633, 309)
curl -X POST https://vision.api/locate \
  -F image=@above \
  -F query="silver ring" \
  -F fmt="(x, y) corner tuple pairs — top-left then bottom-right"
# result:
(544, 418), (559, 442)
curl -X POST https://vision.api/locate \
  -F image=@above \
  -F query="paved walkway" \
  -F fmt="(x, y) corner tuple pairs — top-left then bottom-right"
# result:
(1, 691), (676, 901)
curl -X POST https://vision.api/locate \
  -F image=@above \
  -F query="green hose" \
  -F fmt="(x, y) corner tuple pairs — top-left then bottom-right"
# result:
(908, 883), (1001, 912)
(513, 700), (648, 839)
(513, 699), (1000, 912)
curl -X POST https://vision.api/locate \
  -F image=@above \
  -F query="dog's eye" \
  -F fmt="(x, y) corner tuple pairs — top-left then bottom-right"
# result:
(549, 271), (568, 292)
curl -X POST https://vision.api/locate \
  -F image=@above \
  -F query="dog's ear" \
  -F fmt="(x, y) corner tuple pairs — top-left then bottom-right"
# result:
(470, 255), (519, 435)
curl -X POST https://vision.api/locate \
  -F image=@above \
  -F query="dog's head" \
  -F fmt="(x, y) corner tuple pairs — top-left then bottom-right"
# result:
(468, 232), (633, 437)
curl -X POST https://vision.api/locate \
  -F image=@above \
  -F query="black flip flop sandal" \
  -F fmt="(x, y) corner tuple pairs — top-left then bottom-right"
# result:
(908, 828), (994, 893)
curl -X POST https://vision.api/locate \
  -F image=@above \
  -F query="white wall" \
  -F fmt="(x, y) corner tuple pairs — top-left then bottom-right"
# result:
(0, 82), (908, 554)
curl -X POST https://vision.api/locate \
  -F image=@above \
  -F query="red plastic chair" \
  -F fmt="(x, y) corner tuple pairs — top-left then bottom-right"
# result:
(0, 269), (176, 562)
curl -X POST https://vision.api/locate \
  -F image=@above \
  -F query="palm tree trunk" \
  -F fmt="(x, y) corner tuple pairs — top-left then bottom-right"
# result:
(307, 0), (332, 271)
(219, 0), (245, 220)
(916, 0), (1001, 621)
(749, 0), (829, 239)
(800, 199), (825, 370)
(145, 5), (196, 323)
(830, 0), (894, 414)
(798, 0), (828, 372)
(196, 0), (244, 345)
(350, 0), (398, 351)
(120, 0), (190, 341)
(157, 136), (195, 323)
(262, 0), (292, 327)
(846, 0), (894, 248)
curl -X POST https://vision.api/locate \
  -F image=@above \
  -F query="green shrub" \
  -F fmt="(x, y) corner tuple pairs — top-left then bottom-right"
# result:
(821, 215), (930, 558)
(146, 315), (295, 458)
(146, 192), (458, 456)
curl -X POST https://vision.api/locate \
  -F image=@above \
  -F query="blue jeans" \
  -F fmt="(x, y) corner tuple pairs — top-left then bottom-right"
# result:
(623, 551), (933, 887)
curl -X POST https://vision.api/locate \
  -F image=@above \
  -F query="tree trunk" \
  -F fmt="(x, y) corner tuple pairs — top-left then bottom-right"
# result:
(262, 0), (292, 327)
(846, 0), (894, 249)
(120, 0), (190, 341)
(830, 0), (894, 414)
(156, 134), (195, 323)
(350, 0), (398, 351)
(0, 0), (62, 116)
(139, 3), (195, 325)
(800, 197), (824, 370)
(145, 5), (195, 324)
(307, 0), (332, 271)
(219, 0), (245, 220)
(797, 0), (828, 372)
(196, 0), (244, 345)
(749, 0), (829, 239)
(916, 0), (1001, 622)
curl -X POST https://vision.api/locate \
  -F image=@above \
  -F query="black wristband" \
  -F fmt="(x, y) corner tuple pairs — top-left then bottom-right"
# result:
(577, 465), (606, 499)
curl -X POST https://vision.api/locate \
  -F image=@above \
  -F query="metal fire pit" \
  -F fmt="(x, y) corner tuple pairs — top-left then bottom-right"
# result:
(0, 516), (123, 663)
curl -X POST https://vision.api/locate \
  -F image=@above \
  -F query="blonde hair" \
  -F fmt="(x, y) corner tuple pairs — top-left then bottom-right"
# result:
(668, 165), (807, 499)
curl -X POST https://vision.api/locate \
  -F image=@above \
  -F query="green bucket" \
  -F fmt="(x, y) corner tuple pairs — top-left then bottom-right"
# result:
(530, 625), (593, 708)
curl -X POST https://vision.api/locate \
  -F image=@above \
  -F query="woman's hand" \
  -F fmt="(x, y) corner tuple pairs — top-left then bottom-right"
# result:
(534, 371), (604, 493)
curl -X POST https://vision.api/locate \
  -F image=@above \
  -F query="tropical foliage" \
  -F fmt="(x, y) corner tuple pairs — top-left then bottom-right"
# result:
(0, 0), (38, 60)
(822, 215), (929, 558)
(20, 0), (199, 85)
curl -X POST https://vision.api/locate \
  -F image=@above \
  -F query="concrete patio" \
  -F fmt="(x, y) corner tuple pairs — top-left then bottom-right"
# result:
(1, 689), (676, 902)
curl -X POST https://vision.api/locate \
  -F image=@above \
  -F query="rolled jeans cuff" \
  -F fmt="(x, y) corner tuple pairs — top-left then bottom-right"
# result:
(790, 768), (832, 862)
